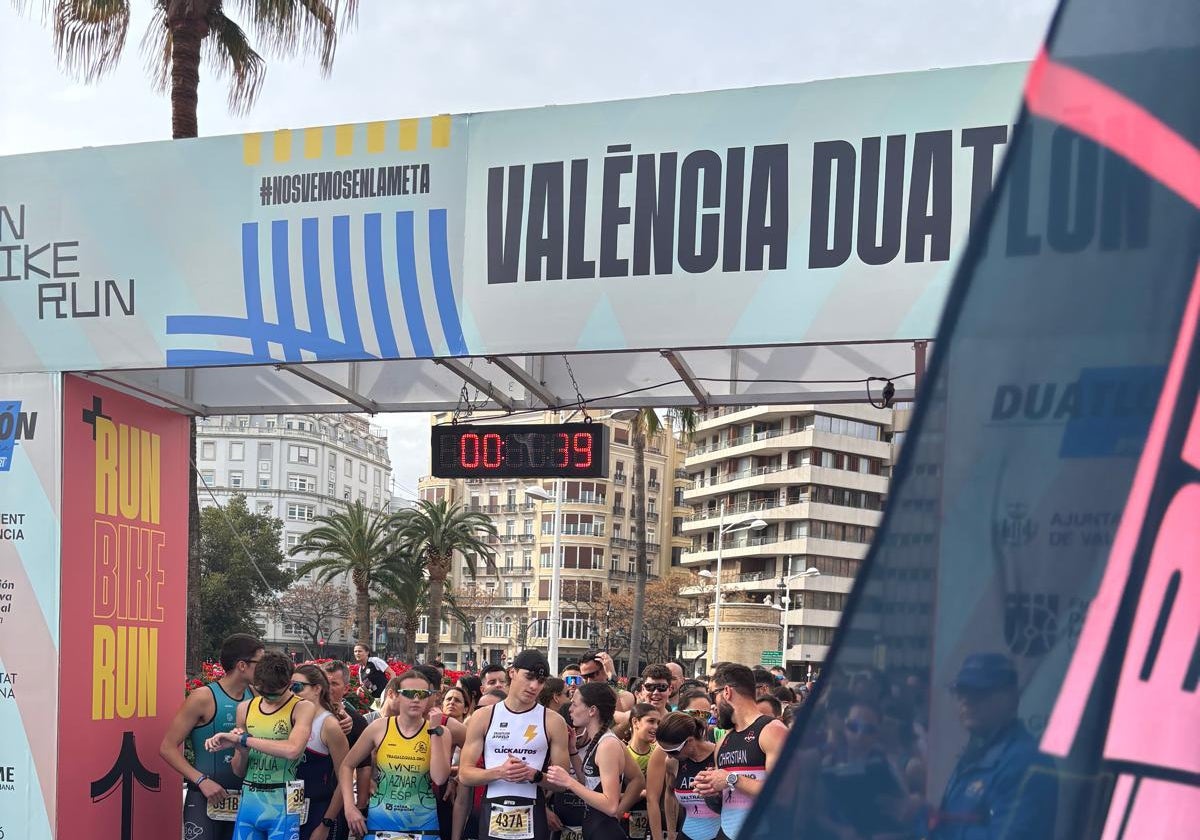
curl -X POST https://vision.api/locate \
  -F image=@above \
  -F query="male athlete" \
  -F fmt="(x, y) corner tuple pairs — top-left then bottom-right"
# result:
(693, 663), (788, 840)
(161, 633), (262, 840)
(205, 651), (317, 840)
(460, 650), (572, 840)
(340, 669), (452, 839)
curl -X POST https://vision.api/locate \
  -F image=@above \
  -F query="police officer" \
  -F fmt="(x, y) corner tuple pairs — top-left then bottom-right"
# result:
(932, 653), (1057, 840)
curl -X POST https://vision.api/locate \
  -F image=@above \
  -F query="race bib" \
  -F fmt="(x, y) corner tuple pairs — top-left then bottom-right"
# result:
(562, 826), (584, 840)
(285, 780), (306, 816)
(628, 810), (650, 839)
(489, 802), (535, 840)
(205, 790), (240, 822)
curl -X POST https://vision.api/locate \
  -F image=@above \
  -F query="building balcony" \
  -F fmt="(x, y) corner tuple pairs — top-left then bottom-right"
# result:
(613, 473), (627, 483)
(612, 505), (626, 516)
(682, 465), (889, 501)
(679, 534), (869, 566)
(683, 501), (882, 534)
(648, 480), (660, 490)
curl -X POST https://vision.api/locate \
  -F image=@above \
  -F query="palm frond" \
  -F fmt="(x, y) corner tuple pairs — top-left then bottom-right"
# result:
(50, 0), (131, 82)
(205, 9), (266, 114)
(137, 2), (169, 94)
(231, 0), (357, 75)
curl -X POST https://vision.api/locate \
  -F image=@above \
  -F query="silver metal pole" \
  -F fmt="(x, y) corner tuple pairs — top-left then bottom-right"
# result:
(547, 423), (565, 671)
(781, 555), (793, 674)
(712, 500), (725, 665)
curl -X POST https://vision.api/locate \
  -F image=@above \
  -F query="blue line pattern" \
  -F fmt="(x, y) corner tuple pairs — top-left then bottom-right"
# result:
(165, 210), (465, 367)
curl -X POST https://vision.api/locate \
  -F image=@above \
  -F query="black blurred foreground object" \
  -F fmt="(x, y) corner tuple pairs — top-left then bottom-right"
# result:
(744, 0), (1200, 838)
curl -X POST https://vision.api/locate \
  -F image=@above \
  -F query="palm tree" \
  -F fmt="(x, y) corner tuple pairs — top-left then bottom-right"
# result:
(291, 500), (405, 646)
(398, 500), (498, 663)
(14, 0), (359, 675)
(627, 409), (697, 676)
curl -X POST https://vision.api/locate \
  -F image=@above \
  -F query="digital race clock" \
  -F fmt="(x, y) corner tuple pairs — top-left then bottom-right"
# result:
(431, 423), (609, 478)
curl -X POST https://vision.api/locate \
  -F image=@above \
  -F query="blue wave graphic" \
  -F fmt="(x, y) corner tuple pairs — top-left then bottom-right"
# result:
(165, 210), (466, 366)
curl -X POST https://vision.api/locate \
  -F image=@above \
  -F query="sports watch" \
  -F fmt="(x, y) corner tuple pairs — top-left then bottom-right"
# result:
(428, 726), (445, 737)
(321, 817), (336, 829)
(725, 772), (740, 790)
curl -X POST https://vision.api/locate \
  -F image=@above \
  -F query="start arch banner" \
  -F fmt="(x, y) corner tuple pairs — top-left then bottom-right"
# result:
(0, 63), (1030, 375)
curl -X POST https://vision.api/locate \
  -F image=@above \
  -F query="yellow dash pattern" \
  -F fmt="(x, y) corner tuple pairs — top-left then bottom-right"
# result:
(243, 133), (263, 166)
(273, 129), (292, 163)
(398, 119), (419, 151)
(304, 128), (323, 159)
(431, 115), (452, 148)
(335, 124), (355, 156)
(367, 122), (387, 153)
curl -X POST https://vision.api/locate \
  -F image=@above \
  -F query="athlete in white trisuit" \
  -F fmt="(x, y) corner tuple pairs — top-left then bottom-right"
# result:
(460, 650), (572, 840)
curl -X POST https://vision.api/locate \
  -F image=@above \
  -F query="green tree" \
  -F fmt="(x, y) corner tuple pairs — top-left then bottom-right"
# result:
(291, 500), (405, 646)
(398, 500), (497, 663)
(196, 494), (292, 656)
(627, 409), (697, 676)
(15, 0), (360, 675)
(376, 550), (477, 664)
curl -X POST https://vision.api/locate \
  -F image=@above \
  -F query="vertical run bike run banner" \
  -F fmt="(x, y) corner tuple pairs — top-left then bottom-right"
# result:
(58, 376), (188, 840)
(0, 373), (61, 840)
(745, 0), (1199, 838)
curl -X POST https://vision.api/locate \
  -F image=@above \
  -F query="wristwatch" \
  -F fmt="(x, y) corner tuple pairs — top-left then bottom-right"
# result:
(725, 773), (740, 790)
(428, 726), (445, 737)
(532, 769), (545, 784)
(321, 817), (336, 829)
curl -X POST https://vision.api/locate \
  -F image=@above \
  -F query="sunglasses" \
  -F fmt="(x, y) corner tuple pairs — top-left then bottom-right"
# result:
(643, 683), (670, 694)
(683, 709), (709, 720)
(845, 720), (879, 735)
(580, 669), (606, 681)
(522, 669), (549, 683)
(289, 681), (312, 694)
(658, 741), (685, 754)
(398, 688), (433, 700)
(564, 675), (583, 687)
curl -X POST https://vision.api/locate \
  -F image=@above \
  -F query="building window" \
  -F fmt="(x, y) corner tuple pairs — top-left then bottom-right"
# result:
(264, 416), (277, 429)
(286, 503), (315, 522)
(360, 464), (367, 482)
(345, 459), (353, 478)
(505, 552), (515, 570)
(328, 480), (336, 495)
(228, 471), (244, 488)
(200, 442), (215, 460)
(523, 550), (532, 568)
(374, 468), (382, 487)
(286, 532), (302, 549)
(288, 445), (316, 464)
(199, 469), (215, 485)
(258, 474), (271, 489)
(288, 474), (314, 492)
(258, 443), (273, 460)
(229, 442), (244, 461)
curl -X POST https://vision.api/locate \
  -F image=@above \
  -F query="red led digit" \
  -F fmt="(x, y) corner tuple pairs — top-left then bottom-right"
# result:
(482, 433), (503, 469)
(459, 433), (480, 468)
(555, 432), (570, 468)
(572, 432), (593, 468)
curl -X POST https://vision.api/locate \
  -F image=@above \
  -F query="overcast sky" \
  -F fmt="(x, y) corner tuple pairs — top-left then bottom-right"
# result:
(0, 0), (1056, 491)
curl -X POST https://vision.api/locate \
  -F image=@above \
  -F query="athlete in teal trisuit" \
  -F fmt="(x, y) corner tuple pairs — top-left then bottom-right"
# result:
(161, 633), (263, 840)
(207, 650), (317, 840)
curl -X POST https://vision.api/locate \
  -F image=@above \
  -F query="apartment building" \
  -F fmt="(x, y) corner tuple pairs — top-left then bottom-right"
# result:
(196, 413), (393, 655)
(678, 404), (904, 680)
(417, 411), (685, 670)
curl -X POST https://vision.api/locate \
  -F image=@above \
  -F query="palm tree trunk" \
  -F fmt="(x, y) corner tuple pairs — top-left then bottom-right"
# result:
(356, 582), (371, 648)
(404, 613), (419, 663)
(425, 557), (448, 663)
(167, 4), (208, 139)
(628, 419), (648, 677)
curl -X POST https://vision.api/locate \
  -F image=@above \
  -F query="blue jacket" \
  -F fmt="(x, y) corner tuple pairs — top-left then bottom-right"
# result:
(931, 720), (1058, 840)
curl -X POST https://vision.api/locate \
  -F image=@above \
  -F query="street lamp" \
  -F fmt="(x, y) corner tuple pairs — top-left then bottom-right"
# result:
(779, 560), (820, 675)
(523, 483), (563, 671)
(698, 501), (766, 665)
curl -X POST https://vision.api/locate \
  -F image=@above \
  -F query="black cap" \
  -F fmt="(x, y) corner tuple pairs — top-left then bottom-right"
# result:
(512, 649), (551, 679)
(950, 653), (1018, 692)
